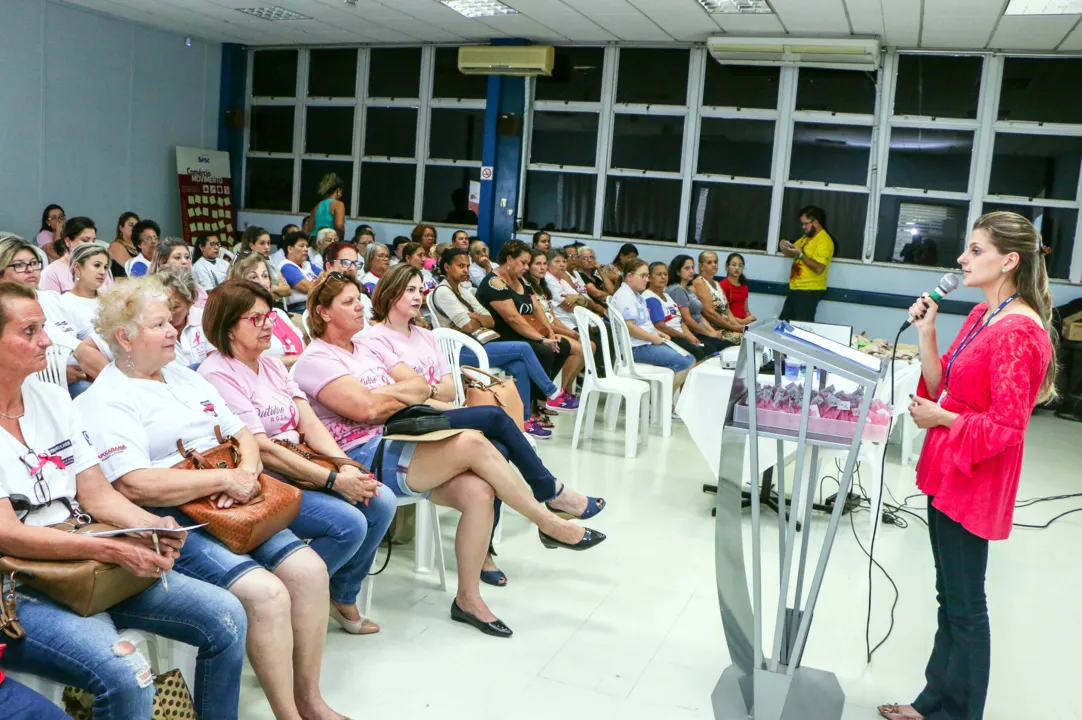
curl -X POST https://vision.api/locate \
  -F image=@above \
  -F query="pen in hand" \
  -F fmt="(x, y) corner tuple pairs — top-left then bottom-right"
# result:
(152, 532), (168, 592)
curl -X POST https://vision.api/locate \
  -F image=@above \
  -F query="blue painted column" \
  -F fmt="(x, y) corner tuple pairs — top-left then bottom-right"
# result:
(218, 43), (247, 212)
(477, 40), (527, 258)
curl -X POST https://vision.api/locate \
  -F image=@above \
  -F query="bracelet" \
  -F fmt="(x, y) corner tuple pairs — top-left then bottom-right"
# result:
(325, 471), (338, 491)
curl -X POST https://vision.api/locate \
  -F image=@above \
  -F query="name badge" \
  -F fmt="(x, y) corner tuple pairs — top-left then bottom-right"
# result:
(937, 390), (947, 406)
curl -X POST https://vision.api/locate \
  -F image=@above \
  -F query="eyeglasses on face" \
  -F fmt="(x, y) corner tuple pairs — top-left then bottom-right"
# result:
(205, 242), (221, 249)
(48, 214), (65, 223)
(239, 310), (273, 327)
(7, 260), (43, 274)
(333, 259), (359, 269)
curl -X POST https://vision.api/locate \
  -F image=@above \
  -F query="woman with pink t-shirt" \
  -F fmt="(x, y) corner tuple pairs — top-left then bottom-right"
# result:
(292, 272), (606, 638)
(367, 263), (606, 588)
(199, 280), (395, 636)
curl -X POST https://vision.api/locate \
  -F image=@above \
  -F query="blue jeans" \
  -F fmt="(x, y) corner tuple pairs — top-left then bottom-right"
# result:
(68, 379), (92, 399)
(444, 406), (559, 550)
(0, 677), (69, 719)
(289, 488), (397, 605)
(347, 436), (421, 499)
(631, 342), (695, 372)
(0, 573), (247, 720)
(913, 502), (990, 720)
(462, 342), (559, 421)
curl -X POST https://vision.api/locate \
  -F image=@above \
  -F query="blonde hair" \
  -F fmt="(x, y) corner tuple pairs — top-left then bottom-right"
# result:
(318, 173), (344, 197)
(0, 236), (39, 271)
(69, 243), (109, 280)
(972, 211), (1059, 403)
(94, 276), (170, 357)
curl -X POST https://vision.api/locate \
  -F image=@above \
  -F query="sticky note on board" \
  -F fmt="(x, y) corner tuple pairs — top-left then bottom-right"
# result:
(225, 223), (234, 232)
(188, 222), (197, 233)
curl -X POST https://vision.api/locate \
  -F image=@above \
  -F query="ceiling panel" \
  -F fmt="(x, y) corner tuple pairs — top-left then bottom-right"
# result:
(624, 0), (723, 41)
(712, 13), (787, 34)
(921, 0), (1006, 48)
(989, 14), (1079, 49)
(842, 0), (885, 37)
(502, 0), (617, 41)
(769, 0), (851, 34)
(562, 0), (674, 41)
(1059, 19), (1082, 49)
(475, 13), (570, 41)
(879, 0), (921, 46)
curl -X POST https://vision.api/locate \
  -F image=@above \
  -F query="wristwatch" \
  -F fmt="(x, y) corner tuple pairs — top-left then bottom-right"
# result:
(325, 471), (338, 491)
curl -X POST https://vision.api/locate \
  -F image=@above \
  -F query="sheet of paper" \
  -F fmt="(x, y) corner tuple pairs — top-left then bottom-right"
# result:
(774, 322), (882, 372)
(83, 523), (207, 538)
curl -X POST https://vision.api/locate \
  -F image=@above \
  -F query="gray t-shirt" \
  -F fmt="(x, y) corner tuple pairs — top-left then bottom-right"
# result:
(667, 284), (704, 323)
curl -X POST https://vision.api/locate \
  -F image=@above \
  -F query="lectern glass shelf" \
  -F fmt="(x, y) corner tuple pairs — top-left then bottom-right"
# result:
(712, 320), (885, 720)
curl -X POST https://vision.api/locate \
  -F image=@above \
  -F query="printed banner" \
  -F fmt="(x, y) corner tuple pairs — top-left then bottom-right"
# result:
(176, 147), (235, 245)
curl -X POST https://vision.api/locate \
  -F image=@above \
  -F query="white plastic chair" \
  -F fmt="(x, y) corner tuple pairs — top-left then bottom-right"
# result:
(357, 493), (446, 618)
(433, 327), (490, 405)
(5, 629), (178, 710)
(34, 346), (72, 389)
(606, 298), (674, 438)
(426, 291), (443, 329)
(571, 307), (650, 458)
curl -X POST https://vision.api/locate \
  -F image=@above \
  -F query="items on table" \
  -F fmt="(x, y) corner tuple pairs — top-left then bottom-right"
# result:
(749, 382), (893, 426)
(851, 332), (918, 362)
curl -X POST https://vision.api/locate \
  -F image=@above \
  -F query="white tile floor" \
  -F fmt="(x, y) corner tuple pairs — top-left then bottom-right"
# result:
(238, 410), (1081, 720)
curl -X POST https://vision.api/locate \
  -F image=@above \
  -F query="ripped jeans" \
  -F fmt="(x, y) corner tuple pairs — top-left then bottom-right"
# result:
(0, 572), (247, 719)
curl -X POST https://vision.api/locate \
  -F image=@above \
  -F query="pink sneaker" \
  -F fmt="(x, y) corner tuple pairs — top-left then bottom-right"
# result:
(545, 391), (580, 412)
(524, 418), (552, 439)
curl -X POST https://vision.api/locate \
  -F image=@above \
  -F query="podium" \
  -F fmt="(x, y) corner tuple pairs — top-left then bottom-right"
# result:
(712, 320), (885, 720)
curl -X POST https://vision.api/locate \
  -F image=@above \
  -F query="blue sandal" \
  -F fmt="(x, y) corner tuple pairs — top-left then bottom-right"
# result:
(546, 485), (606, 521)
(480, 569), (507, 587)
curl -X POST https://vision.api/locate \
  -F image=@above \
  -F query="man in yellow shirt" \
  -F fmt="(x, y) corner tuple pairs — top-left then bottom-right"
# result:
(779, 205), (834, 322)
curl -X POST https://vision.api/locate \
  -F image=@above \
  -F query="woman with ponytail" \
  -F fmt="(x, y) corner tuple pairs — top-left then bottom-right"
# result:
(879, 211), (1057, 720)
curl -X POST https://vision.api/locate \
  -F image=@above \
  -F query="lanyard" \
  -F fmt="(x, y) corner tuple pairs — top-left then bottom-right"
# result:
(943, 293), (1019, 392)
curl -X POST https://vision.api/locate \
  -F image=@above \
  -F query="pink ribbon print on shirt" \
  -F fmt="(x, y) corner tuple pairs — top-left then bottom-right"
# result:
(27, 453), (67, 476)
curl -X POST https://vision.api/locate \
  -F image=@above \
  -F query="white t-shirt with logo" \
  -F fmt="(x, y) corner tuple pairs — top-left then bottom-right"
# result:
(176, 306), (210, 368)
(0, 380), (98, 526)
(36, 288), (82, 354)
(56, 293), (99, 340)
(75, 363), (245, 480)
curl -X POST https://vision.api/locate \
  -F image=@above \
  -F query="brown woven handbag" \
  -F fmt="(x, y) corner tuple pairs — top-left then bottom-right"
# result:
(175, 427), (302, 555)
(461, 366), (524, 431)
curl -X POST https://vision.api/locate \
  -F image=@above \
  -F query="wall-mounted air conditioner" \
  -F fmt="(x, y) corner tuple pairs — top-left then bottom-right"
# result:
(457, 46), (555, 76)
(706, 36), (881, 71)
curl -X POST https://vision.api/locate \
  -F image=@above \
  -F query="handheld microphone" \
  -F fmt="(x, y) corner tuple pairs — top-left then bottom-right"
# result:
(901, 273), (959, 331)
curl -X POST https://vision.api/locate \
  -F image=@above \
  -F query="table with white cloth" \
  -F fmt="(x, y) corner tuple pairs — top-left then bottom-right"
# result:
(676, 355), (923, 542)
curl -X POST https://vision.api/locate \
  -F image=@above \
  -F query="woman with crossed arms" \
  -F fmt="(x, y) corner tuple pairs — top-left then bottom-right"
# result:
(292, 272), (606, 637)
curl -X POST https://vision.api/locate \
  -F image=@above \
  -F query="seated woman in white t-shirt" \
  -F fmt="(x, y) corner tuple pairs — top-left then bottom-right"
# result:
(360, 242), (391, 294)
(610, 259), (694, 393)
(192, 232), (229, 292)
(227, 254), (306, 368)
(278, 232), (321, 314)
(149, 237), (208, 307)
(368, 264), (605, 587)
(198, 280), (396, 635)
(156, 267), (210, 369)
(0, 236), (109, 395)
(0, 281), (248, 719)
(75, 276), (348, 720)
(293, 272), (605, 637)
(643, 261), (710, 363)
(56, 243), (110, 340)
(124, 219), (159, 278)
(544, 248), (604, 320)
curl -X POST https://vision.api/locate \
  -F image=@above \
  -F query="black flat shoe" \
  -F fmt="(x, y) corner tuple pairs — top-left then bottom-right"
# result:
(538, 527), (607, 551)
(450, 600), (513, 638)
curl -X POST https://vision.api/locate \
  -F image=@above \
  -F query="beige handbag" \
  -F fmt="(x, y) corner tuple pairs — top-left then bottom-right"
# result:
(461, 366), (524, 431)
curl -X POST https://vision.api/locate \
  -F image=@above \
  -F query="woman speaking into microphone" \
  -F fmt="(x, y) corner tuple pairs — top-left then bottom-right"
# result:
(879, 211), (1057, 720)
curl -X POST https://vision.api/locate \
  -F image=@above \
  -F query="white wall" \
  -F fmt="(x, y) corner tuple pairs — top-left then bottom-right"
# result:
(239, 208), (1082, 343)
(0, 0), (220, 241)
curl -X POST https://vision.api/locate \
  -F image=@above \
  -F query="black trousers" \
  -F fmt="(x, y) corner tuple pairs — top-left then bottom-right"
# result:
(913, 502), (991, 720)
(779, 289), (823, 322)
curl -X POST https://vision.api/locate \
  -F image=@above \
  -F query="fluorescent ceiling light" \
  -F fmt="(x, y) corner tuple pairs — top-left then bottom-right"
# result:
(698, 0), (773, 14)
(441, 0), (519, 19)
(235, 6), (312, 21)
(1005, 0), (1082, 14)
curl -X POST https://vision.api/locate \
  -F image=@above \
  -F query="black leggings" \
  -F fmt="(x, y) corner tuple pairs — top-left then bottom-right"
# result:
(693, 332), (734, 356)
(667, 336), (707, 362)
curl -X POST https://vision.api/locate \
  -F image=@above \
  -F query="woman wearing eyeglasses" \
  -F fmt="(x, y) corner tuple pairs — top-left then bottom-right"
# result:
(227, 254), (305, 369)
(198, 280), (396, 636)
(192, 232), (229, 292)
(0, 281), (248, 720)
(0, 237), (110, 394)
(293, 272), (606, 637)
(360, 243), (391, 295)
(76, 276), (348, 720)
(36, 204), (65, 262)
